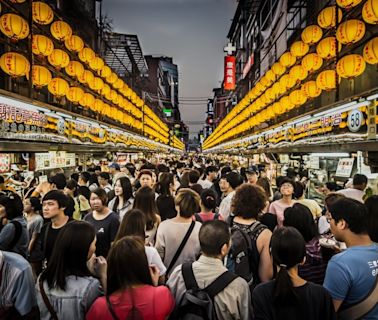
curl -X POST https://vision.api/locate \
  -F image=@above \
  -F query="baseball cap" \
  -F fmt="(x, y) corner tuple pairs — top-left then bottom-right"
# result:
(108, 162), (120, 170)
(245, 166), (259, 174)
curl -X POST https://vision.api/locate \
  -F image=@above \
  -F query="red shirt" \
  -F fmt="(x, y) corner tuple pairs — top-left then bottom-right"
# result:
(86, 285), (174, 320)
(193, 212), (224, 222)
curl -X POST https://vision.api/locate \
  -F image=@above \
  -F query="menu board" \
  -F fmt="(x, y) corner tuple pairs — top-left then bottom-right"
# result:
(35, 151), (76, 171)
(335, 158), (355, 178)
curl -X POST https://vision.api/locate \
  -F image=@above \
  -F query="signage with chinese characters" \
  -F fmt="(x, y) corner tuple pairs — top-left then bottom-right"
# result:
(35, 151), (76, 171)
(336, 158), (355, 178)
(224, 56), (236, 91)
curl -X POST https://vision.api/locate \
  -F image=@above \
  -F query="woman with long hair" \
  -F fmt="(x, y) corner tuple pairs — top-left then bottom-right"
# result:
(108, 177), (133, 222)
(364, 195), (378, 243)
(36, 221), (106, 320)
(252, 227), (336, 320)
(114, 209), (166, 277)
(84, 188), (120, 257)
(86, 236), (174, 320)
(24, 196), (44, 277)
(284, 203), (328, 285)
(133, 186), (161, 245)
(155, 172), (177, 221)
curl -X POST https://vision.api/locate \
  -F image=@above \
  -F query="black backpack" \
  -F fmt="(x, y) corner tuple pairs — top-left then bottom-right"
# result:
(172, 262), (238, 320)
(226, 219), (266, 288)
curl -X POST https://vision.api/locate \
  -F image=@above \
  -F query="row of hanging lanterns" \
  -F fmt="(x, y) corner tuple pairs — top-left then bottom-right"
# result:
(0, 1), (170, 144)
(204, 1), (378, 150)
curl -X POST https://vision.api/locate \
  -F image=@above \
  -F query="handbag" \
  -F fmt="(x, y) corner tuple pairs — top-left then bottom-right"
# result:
(338, 275), (378, 320)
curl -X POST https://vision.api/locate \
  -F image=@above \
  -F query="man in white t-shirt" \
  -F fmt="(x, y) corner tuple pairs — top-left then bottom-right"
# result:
(337, 174), (367, 203)
(198, 165), (218, 189)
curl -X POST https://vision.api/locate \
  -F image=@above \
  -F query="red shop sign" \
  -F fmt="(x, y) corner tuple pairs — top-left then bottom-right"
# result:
(224, 56), (236, 91)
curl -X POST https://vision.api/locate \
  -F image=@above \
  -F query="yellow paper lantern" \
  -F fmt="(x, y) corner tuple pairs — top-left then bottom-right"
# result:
(272, 82), (281, 96)
(362, 0), (378, 24)
(65, 35), (84, 53)
(110, 90), (119, 104)
(301, 25), (323, 45)
(279, 52), (296, 67)
(107, 72), (118, 85)
(260, 74), (273, 87)
(316, 70), (339, 90)
(66, 87), (84, 104)
(363, 37), (378, 64)
(78, 69), (94, 84)
(289, 65), (308, 82)
(280, 96), (294, 112)
(48, 78), (69, 97)
(290, 41), (309, 58)
(32, 65), (52, 88)
(101, 83), (111, 96)
(79, 93), (95, 108)
(48, 49), (70, 69)
(50, 21), (72, 41)
(289, 90), (307, 106)
(336, 54), (366, 78)
(301, 53), (323, 72)
(0, 52), (30, 77)
(318, 6), (343, 29)
(65, 60), (85, 78)
(113, 78), (124, 90)
(0, 13), (29, 41)
(316, 37), (341, 59)
(89, 77), (104, 91)
(280, 74), (296, 90)
(99, 65), (111, 78)
(89, 57), (105, 71)
(271, 62), (286, 76)
(32, 34), (54, 57)
(336, 0), (362, 9)
(301, 81), (322, 98)
(336, 20), (365, 45)
(78, 47), (95, 64)
(94, 99), (104, 112)
(32, 2), (54, 25)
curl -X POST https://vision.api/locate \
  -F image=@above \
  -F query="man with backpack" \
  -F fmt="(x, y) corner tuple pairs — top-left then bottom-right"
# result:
(167, 220), (252, 320)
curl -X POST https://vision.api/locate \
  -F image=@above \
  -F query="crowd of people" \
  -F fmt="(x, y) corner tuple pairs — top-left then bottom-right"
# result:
(0, 156), (377, 320)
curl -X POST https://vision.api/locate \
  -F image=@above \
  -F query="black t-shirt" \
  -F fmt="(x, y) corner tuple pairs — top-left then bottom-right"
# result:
(83, 212), (120, 257)
(40, 217), (73, 262)
(252, 280), (336, 320)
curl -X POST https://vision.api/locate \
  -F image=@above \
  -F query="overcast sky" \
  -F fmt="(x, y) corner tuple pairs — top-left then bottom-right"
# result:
(102, 0), (237, 137)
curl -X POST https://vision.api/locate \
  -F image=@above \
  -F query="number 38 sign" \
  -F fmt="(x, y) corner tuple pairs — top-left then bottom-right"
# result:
(347, 109), (363, 133)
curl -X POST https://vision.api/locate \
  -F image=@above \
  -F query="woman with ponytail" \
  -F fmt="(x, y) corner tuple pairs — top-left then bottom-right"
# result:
(252, 227), (336, 320)
(194, 188), (222, 222)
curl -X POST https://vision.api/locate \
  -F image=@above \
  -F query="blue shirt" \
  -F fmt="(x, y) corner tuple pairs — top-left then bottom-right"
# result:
(323, 244), (378, 319)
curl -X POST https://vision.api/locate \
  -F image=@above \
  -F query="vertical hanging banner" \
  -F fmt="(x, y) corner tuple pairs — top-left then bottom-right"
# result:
(224, 56), (236, 90)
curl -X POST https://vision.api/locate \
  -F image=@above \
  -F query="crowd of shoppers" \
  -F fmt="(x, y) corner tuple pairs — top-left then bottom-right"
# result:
(0, 156), (377, 319)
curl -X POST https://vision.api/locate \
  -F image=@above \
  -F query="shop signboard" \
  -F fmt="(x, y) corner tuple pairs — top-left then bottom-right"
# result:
(367, 100), (377, 140)
(309, 156), (320, 170)
(335, 158), (354, 178)
(35, 151), (76, 171)
(0, 154), (10, 173)
(224, 56), (236, 90)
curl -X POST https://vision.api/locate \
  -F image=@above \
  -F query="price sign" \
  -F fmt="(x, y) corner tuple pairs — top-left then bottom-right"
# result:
(347, 109), (363, 133)
(336, 158), (354, 178)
